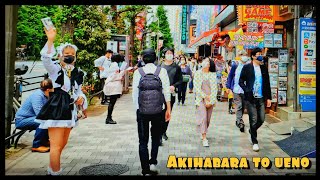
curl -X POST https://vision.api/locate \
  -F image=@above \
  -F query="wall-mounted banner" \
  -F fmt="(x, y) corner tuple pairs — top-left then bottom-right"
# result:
(189, 25), (196, 44)
(247, 22), (274, 33)
(181, 5), (188, 44)
(229, 32), (264, 49)
(299, 18), (316, 73)
(242, 5), (274, 23)
(299, 74), (316, 95)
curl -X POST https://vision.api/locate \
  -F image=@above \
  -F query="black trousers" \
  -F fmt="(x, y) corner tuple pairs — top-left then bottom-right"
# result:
(136, 109), (162, 174)
(178, 82), (188, 104)
(107, 95), (119, 118)
(161, 95), (175, 135)
(100, 78), (106, 101)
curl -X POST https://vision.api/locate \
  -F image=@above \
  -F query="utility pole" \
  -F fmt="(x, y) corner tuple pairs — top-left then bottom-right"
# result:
(293, 5), (300, 112)
(5, 5), (18, 138)
(157, 18), (160, 61)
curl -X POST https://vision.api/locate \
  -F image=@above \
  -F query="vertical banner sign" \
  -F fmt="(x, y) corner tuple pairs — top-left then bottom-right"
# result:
(189, 25), (196, 44)
(298, 18), (316, 111)
(181, 5), (188, 44)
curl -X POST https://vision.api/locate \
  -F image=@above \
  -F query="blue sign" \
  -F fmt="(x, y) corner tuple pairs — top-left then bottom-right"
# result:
(298, 18), (316, 112)
(299, 95), (316, 112)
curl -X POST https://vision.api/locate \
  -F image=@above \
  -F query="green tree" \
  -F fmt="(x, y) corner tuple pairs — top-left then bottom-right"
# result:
(55, 5), (112, 94)
(148, 5), (174, 53)
(16, 5), (61, 59)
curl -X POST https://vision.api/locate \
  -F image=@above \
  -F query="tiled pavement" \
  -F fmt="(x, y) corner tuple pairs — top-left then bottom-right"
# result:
(5, 90), (316, 175)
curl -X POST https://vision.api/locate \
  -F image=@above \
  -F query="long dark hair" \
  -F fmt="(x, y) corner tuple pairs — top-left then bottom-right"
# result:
(209, 59), (216, 72)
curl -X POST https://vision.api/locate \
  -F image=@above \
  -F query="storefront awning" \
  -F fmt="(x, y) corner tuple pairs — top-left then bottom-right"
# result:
(188, 28), (219, 48)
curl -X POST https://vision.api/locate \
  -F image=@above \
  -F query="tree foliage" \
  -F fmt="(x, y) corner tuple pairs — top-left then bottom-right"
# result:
(55, 5), (112, 93)
(148, 5), (174, 53)
(16, 5), (61, 58)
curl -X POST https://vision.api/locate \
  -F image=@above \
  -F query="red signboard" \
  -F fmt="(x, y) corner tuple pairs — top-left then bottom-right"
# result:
(243, 5), (274, 23)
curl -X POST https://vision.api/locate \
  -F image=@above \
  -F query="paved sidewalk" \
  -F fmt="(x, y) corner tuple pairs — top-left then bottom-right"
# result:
(5, 90), (316, 175)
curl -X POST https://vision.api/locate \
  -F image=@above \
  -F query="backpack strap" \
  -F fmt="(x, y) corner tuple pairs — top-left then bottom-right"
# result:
(138, 67), (146, 76)
(154, 66), (161, 76)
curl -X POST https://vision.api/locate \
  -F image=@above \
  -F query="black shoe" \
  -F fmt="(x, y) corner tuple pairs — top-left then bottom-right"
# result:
(239, 124), (245, 132)
(106, 118), (117, 124)
(163, 133), (168, 140)
(101, 100), (106, 104)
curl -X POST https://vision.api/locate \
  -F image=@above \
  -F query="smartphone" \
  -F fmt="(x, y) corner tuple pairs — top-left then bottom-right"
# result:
(41, 17), (55, 31)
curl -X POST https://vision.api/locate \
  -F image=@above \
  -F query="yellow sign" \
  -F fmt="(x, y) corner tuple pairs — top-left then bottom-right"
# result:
(243, 5), (274, 23)
(299, 74), (316, 95)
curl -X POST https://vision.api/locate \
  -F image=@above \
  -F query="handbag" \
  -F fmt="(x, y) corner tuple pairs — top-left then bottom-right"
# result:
(182, 74), (190, 82)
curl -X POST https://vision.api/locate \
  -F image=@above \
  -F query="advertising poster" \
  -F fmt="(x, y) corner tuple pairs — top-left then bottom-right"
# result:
(268, 58), (279, 73)
(299, 74), (316, 95)
(279, 49), (289, 63)
(298, 18), (316, 112)
(278, 90), (287, 105)
(264, 34), (273, 48)
(107, 41), (118, 53)
(273, 34), (283, 48)
(300, 18), (316, 73)
(278, 77), (287, 90)
(271, 88), (278, 103)
(269, 73), (278, 88)
(230, 32), (264, 49)
(278, 63), (287, 77)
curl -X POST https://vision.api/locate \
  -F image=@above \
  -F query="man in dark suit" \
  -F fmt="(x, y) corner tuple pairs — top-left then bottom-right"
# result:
(239, 47), (272, 152)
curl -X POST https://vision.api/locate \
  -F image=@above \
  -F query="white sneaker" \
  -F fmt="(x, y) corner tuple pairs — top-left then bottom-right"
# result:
(202, 139), (209, 147)
(150, 164), (159, 174)
(248, 129), (253, 145)
(253, 144), (260, 152)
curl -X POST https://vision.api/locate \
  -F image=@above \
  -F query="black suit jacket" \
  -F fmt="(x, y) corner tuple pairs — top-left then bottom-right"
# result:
(239, 62), (271, 102)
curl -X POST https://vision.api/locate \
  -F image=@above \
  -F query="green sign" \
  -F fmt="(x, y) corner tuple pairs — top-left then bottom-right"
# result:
(181, 5), (187, 44)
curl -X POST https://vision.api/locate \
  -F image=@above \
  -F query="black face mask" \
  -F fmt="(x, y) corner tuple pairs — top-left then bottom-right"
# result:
(64, 55), (75, 64)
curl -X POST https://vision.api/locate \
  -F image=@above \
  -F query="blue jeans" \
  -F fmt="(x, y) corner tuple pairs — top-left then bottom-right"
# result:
(15, 116), (49, 148)
(136, 109), (162, 174)
(189, 79), (194, 90)
(245, 98), (265, 144)
(178, 82), (188, 104)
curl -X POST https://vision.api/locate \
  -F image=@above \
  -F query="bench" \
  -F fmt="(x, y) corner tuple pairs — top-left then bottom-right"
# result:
(5, 97), (35, 149)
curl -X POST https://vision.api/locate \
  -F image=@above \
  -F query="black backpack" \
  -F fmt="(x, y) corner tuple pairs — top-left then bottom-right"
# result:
(138, 66), (164, 115)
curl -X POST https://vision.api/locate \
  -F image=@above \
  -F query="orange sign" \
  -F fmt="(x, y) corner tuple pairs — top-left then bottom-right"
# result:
(243, 5), (274, 23)
(189, 25), (196, 44)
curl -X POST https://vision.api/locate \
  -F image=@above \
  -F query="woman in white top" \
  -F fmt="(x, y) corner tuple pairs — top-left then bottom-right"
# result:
(103, 54), (128, 124)
(35, 27), (86, 175)
(194, 58), (217, 147)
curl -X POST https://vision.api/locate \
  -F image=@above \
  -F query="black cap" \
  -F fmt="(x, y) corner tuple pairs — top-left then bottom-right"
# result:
(141, 48), (156, 64)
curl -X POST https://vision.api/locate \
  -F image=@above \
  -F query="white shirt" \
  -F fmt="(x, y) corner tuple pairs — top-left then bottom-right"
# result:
(94, 56), (112, 79)
(132, 63), (171, 110)
(40, 42), (86, 109)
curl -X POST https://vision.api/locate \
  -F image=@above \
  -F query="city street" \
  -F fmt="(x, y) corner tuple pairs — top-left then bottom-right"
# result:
(5, 90), (316, 175)
(15, 60), (48, 103)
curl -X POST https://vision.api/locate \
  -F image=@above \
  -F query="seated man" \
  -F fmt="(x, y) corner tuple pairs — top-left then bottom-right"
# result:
(15, 79), (54, 153)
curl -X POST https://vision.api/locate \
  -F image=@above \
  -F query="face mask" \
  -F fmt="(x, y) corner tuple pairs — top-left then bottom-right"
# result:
(165, 54), (174, 61)
(181, 60), (186, 64)
(191, 59), (196, 63)
(256, 55), (264, 62)
(63, 55), (75, 64)
(202, 60), (209, 68)
(241, 56), (249, 62)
